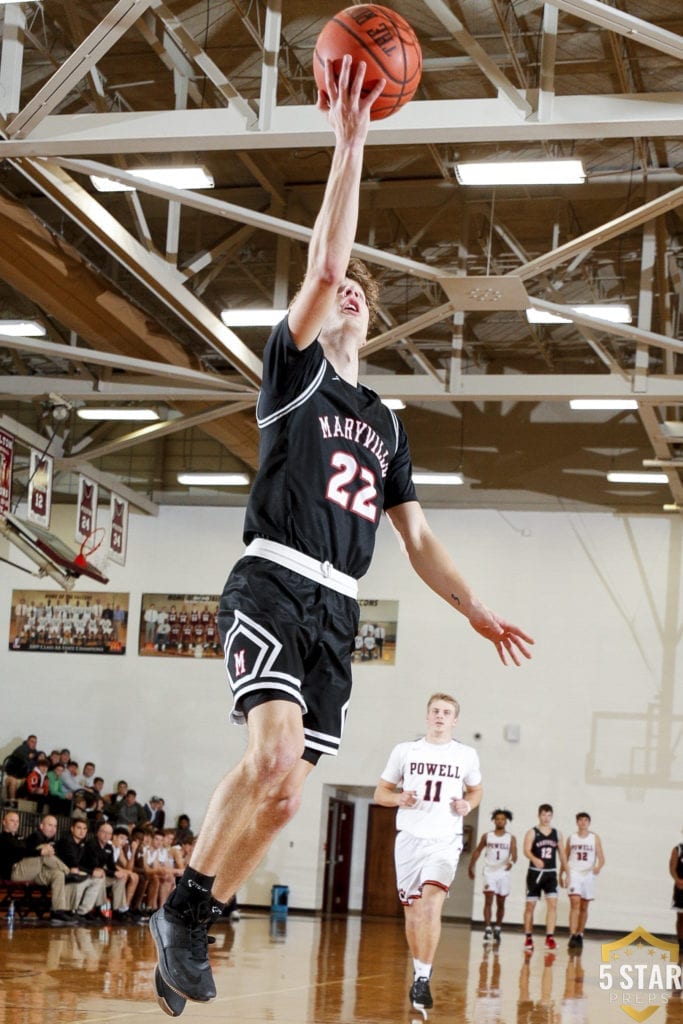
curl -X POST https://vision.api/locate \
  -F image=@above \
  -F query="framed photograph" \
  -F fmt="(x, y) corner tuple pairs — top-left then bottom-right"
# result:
(9, 590), (129, 654)
(139, 593), (222, 658)
(353, 599), (399, 666)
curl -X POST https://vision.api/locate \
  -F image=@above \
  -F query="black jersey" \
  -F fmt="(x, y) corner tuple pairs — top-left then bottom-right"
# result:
(676, 844), (683, 879)
(530, 827), (559, 870)
(243, 318), (417, 579)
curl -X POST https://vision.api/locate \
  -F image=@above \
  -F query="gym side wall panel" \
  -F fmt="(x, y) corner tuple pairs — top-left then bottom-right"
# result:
(0, 504), (679, 935)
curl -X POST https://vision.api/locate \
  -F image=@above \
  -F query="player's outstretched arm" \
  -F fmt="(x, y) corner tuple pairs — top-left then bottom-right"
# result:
(288, 55), (385, 351)
(386, 501), (534, 666)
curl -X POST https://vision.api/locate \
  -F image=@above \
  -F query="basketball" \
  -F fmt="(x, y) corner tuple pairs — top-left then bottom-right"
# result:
(313, 5), (422, 121)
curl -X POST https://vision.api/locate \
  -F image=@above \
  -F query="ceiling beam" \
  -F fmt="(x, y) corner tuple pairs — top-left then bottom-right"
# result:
(53, 157), (453, 284)
(0, 413), (62, 453)
(544, 0), (683, 61)
(362, 374), (683, 403)
(3, 92), (683, 156)
(421, 0), (532, 115)
(10, 158), (263, 384)
(58, 400), (255, 466)
(0, 333), (247, 391)
(511, 185), (683, 280)
(5, 0), (158, 139)
(0, 378), (246, 402)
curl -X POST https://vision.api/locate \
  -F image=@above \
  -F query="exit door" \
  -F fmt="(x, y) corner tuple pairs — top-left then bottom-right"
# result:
(322, 798), (355, 914)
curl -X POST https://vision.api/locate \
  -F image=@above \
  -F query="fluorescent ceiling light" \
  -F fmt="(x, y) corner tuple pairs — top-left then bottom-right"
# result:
(177, 472), (250, 486)
(220, 309), (287, 327)
(454, 159), (585, 186)
(527, 304), (631, 325)
(382, 398), (406, 410)
(412, 472), (464, 485)
(91, 167), (214, 193)
(77, 408), (159, 421)
(570, 399), (638, 411)
(606, 471), (668, 484)
(0, 319), (46, 336)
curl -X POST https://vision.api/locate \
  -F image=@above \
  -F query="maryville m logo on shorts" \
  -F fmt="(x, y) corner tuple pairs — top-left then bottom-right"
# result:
(599, 926), (682, 1021)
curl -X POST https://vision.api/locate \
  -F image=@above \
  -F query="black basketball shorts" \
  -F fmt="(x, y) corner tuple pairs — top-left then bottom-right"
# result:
(217, 556), (360, 765)
(526, 868), (559, 900)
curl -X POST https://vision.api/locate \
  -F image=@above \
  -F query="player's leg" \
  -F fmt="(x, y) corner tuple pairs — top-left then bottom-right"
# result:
(151, 700), (310, 1004)
(494, 894), (506, 930)
(544, 895), (558, 948)
(577, 898), (590, 938)
(483, 889), (494, 939)
(404, 885), (447, 1010)
(523, 874), (537, 951)
(568, 893), (581, 947)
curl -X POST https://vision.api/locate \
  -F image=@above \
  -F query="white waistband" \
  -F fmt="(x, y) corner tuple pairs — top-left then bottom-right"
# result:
(244, 539), (358, 600)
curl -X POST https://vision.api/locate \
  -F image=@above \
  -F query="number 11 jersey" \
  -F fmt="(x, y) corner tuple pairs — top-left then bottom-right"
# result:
(380, 737), (482, 840)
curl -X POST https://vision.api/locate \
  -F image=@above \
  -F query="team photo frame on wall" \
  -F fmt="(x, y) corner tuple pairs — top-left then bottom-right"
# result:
(8, 589), (129, 654)
(139, 593), (222, 658)
(353, 599), (399, 665)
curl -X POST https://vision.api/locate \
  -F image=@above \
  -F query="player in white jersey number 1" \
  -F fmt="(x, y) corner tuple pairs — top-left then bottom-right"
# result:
(566, 812), (605, 950)
(468, 809), (517, 944)
(374, 693), (483, 1012)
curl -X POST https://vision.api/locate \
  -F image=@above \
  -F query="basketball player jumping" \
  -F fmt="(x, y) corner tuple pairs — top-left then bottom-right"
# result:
(150, 55), (534, 1015)
(374, 693), (482, 1011)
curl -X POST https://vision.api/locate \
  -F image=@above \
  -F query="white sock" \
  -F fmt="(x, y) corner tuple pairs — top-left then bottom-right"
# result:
(414, 959), (432, 979)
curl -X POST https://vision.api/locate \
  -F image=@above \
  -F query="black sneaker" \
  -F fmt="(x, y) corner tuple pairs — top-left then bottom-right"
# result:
(154, 965), (187, 1017)
(410, 976), (433, 1010)
(51, 909), (77, 924)
(150, 906), (216, 1003)
(568, 934), (579, 949)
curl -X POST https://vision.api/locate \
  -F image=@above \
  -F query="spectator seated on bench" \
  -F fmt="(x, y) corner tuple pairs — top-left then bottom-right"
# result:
(3, 734), (40, 800)
(0, 809), (74, 922)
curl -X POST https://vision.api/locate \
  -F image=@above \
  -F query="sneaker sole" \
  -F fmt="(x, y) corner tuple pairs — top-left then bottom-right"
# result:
(150, 912), (215, 1004)
(154, 966), (187, 1017)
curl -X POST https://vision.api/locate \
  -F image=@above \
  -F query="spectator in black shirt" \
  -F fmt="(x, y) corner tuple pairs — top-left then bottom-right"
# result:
(54, 818), (106, 918)
(0, 809), (72, 921)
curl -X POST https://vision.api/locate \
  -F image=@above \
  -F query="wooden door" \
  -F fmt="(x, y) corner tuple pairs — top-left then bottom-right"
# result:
(362, 803), (402, 917)
(322, 797), (355, 914)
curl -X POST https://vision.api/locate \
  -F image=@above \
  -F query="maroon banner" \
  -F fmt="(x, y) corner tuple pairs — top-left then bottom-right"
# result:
(108, 493), (128, 566)
(75, 474), (98, 543)
(27, 450), (53, 528)
(0, 429), (13, 515)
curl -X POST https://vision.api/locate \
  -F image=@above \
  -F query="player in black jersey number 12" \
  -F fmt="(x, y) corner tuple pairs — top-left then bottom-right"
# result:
(150, 53), (534, 1015)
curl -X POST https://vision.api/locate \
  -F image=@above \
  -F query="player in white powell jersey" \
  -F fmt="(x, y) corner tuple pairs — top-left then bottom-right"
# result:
(566, 812), (605, 950)
(374, 693), (483, 1012)
(469, 809), (517, 944)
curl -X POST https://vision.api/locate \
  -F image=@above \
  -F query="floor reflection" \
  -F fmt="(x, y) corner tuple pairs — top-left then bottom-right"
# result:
(0, 915), (680, 1024)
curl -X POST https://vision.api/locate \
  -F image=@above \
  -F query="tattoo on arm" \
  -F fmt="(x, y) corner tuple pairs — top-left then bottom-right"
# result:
(451, 593), (461, 606)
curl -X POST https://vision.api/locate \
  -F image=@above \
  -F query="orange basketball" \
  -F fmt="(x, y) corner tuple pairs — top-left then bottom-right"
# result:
(313, 5), (422, 121)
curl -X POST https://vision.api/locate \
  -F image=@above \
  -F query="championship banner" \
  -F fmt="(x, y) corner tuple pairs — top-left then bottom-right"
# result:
(0, 429), (13, 515)
(75, 474), (98, 543)
(108, 493), (128, 566)
(26, 450), (53, 528)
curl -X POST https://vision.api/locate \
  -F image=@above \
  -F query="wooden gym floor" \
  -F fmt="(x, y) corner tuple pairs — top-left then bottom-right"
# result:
(0, 912), (680, 1024)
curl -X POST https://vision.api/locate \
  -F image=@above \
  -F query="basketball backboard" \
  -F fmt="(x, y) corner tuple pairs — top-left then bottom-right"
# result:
(0, 512), (109, 591)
